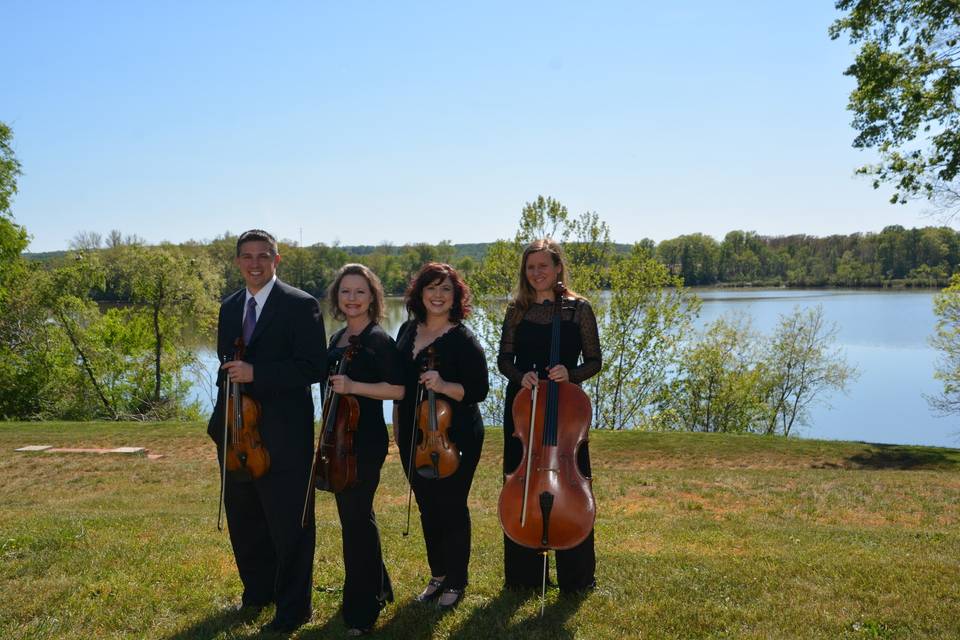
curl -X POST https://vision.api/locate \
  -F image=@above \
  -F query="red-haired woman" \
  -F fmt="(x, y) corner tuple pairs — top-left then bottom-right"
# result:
(497, 238), (601, 593)
(393, 262), (489, 610)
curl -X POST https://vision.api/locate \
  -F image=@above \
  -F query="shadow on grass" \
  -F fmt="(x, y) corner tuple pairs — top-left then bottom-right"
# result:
(448, 587), (588, 640)
(161, 605), (266, 640)
(843, 443), (960, 471)
(377, 599), (445, 640)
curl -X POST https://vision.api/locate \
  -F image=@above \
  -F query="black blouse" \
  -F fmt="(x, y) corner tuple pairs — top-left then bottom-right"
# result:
(395, 321), (489, 446)
(326, 322), (404, 464)
(497, 297), (602, 388)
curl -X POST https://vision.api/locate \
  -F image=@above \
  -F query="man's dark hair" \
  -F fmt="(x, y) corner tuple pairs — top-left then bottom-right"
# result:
(236, 229), (278, 256)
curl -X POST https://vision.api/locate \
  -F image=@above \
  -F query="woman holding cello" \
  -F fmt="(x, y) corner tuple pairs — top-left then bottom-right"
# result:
(394, 262), (489, 609)
(324, 264), (405, 635)
(497, 238), (602, 593)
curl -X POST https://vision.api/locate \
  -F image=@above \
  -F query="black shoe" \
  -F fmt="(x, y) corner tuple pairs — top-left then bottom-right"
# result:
(437, 587), (464, 610)
(261, 613), (310, 634)
(414, 577), (444, 603)
(560, 578), (596, 596)
(227, 601), (267, 618)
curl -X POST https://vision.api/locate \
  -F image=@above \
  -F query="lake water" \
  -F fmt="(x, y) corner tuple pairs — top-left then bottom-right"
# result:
(692, 289), (953, 448)
(194, 289), (958, 449)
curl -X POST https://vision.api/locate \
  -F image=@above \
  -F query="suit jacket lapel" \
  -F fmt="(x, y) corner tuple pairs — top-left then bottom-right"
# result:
(224, 291), (245, 352)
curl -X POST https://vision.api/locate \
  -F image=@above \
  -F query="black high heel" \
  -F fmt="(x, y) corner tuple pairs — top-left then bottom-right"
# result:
(437, 587), (464, 610)
(414, 577), (444, 603)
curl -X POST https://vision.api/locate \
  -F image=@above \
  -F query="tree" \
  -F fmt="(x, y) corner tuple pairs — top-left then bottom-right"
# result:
(589, 245), (699, 430)
(469, 195), (700, 430)
(112, 245), (222, 413)
(761, 306), (858, 436)
(69, 230), (103, 251)
(665, 315), (770, 433)
(0, 122), (44, 418)
(831, 1), (960, 217)
(0, 122), (27, 295)
(930, 273), (960, 417)
(0, 122), (21, 220)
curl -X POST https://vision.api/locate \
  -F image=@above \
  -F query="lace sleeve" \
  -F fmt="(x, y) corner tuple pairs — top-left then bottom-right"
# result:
(496, 305), (525, 387)
(569, 300), (601, 384)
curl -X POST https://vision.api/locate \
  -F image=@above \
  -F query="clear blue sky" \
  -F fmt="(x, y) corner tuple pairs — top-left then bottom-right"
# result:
(3, 0), (931, 252)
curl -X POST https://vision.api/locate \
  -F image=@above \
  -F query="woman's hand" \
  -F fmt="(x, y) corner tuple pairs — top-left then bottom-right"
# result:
(521, 370), (539, 390)
(547, 364), (569, 383)
(419, 370), (447, 393)
(328, 374), (353, 395)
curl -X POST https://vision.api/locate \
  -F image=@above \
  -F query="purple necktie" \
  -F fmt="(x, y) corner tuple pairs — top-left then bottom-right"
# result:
(243, 297), (257, 344)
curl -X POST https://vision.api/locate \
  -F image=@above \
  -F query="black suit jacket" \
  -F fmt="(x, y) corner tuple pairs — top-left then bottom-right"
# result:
(207, 279), (327, 473)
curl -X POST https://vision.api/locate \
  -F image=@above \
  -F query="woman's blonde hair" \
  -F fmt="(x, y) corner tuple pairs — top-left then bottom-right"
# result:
(509, 238), (583, 325)
(327, 263), (386, 324)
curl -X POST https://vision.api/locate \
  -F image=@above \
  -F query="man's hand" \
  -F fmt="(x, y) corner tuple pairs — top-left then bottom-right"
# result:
(222, 360), (254, 384)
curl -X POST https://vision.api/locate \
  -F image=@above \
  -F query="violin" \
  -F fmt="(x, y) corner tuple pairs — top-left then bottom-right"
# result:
(498, 282), (595, 552)
(413, 346), (459, 479)
(306, 336), (361, 508)
(217, 338), (270, 530)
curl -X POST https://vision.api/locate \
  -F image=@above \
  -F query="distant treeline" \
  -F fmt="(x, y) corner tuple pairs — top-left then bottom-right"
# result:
(27, 224), (957, 300)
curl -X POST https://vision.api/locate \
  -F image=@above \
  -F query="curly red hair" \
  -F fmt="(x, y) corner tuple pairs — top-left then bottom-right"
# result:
(405, 262), (472, 323)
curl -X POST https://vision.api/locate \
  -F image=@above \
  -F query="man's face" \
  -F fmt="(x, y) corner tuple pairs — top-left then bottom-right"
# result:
(235, 240), (280, 293)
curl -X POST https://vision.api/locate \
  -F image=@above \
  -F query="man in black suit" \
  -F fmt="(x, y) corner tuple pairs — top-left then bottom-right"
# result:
(208, 228), (327, 633)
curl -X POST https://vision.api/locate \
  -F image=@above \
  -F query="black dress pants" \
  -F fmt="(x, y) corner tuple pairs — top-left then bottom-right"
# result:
(502, 386), (596, 592)
(334, 461), (392, 630)
(224, 465), (315, 623)
(402, 425), (483, 590)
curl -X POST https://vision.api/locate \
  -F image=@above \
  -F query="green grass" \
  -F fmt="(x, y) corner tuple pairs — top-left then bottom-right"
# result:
(1, 422), (958, 639)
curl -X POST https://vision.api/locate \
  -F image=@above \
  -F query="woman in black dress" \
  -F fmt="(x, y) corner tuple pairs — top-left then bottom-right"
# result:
(394, 262), (488, 609)
(497, 238), (602, 593)
(325, 263), (405, 635)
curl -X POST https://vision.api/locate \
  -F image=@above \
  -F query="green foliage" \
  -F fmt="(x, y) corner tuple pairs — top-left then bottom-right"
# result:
(665, 315), (770, 433)
(656, 233), (720, 285)
(0, 122), (21, 220)
(930, 272), (960, 416)
(831, 1), (960, 213)
(468, 196), (700, 430)
(0, 263), (63, 418)
(109, 245), (222, 415)
(468, 240), (523, 425)
(664, 308), (856, 436)
(589, 245), (699, 430)
(0, 123), (46, 418)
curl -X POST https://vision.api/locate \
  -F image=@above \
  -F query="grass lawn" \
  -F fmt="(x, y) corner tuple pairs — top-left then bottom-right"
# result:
(1, 422), (958, 639)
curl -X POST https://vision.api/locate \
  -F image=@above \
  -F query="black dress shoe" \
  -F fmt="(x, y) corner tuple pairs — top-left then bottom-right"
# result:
(437, 587), (464, 610)
(414, 577), (444, 603)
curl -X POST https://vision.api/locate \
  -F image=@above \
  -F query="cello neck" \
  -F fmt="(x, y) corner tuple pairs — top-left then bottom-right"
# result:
(543, 282), (565, 447)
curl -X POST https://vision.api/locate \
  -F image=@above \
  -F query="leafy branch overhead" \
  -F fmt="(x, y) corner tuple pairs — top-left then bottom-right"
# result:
(831, 0), (960, 215)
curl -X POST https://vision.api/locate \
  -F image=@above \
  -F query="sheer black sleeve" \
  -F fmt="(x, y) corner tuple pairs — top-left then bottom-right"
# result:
(496, 304), (525, 387)
(569, 299), (601, 384)
(457, 326), (489, 404)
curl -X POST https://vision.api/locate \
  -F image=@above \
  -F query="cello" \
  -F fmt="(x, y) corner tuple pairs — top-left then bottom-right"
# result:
(303, 336), (361, 523)
(497, 282), (595, 608)
(217, 338), (270, 531)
